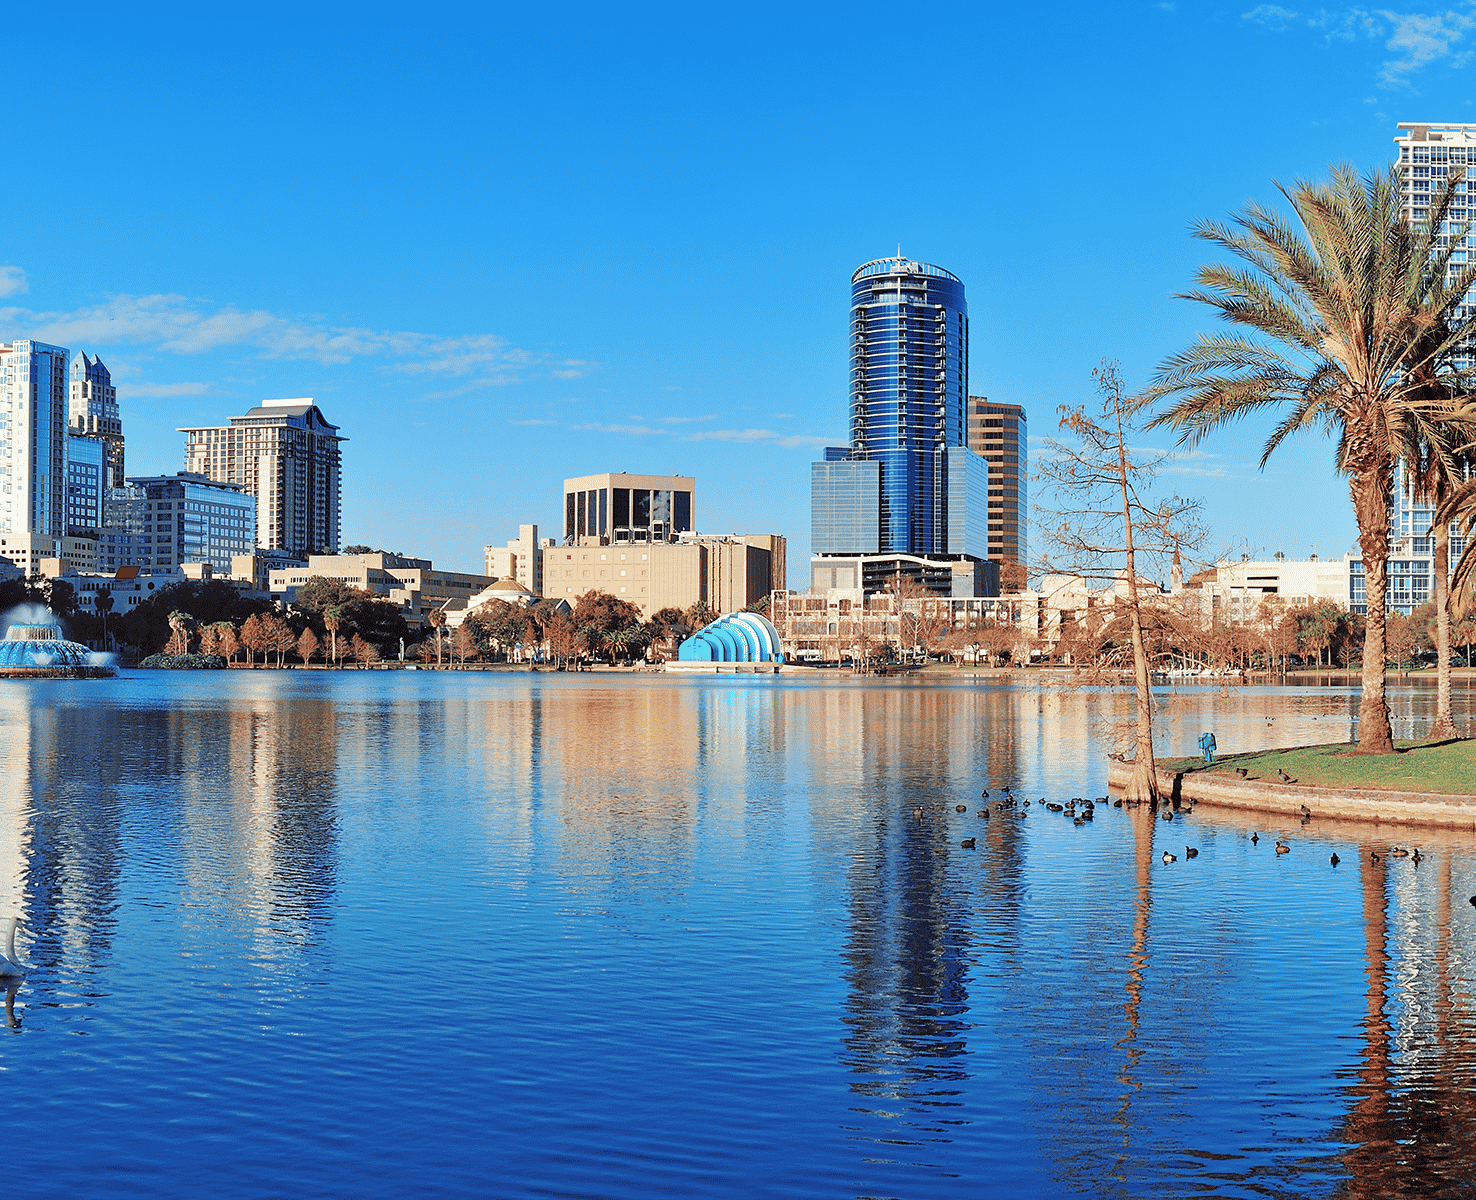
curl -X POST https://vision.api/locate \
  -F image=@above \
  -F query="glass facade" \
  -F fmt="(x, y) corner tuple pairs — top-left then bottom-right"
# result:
(850, 257), (969, 555)
(563, 477), (693, 545)
(65, 434), (106, 534)
(810, 258), (989, 562)
(811, 460), (881, 554)
(1391, 456), (1468, 570)
(944, 446), (989, 561)
(127, 473), (257, 573)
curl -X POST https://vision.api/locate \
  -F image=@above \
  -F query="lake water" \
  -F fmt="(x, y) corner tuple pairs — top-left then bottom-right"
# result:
(3, 670), (1475, 1199)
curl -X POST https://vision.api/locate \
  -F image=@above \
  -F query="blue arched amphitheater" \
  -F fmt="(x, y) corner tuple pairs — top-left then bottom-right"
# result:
(672, 612), (784, 672)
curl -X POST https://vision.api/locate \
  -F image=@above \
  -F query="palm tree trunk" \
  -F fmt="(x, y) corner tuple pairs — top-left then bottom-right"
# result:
(1432, 518), (1458, 739)
(1353, 470), (1396, 754)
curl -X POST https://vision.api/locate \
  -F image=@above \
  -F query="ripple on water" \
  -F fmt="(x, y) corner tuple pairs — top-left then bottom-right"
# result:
(0, 672), (1474, 1197)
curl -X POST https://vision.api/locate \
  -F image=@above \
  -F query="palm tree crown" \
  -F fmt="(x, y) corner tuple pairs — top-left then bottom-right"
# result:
(1150, 163), (1476, 753)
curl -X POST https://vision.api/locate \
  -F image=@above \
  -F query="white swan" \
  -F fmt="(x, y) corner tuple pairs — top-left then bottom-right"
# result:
(0, 918), (25, 978)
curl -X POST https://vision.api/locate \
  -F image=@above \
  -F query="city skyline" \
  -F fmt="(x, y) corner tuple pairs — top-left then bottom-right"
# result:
(2, 7), (1473, 584)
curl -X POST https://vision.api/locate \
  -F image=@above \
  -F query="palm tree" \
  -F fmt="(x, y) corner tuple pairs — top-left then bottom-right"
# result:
(1151, 164), (1476, 754)
(426, 607), (446, 666)
(323, 604), (343, 666)
(95, 588), (114, 651)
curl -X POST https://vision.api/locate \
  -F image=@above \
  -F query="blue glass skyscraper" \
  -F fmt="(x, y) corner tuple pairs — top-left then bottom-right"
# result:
(811, 256), (990, 593)
(849, 256), (969, 552)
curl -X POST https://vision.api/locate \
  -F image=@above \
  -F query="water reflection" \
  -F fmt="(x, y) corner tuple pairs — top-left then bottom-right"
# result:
(808, 688), (1030, 1162)
(1341, 847), (1476, 1197)
(3, 674), (1476, 1198)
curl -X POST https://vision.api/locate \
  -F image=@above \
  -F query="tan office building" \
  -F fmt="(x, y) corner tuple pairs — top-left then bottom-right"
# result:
(966, 397), (1027, 569)
(563, 472), (695, 545)
(544, 533), (784, 619)
(484, 523), (553, 596)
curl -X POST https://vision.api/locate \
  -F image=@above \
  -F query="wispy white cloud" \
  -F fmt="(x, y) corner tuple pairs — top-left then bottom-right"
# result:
(1243, 4), (1302, 30)
(0, 290), (587, 390)
(123, 381), (212, 398)
(572, 421), (834, 448)
(509, 418), (559, 426)
(1381, 9), (1476, 81)
(679, 427), (833, 448)
(660, 414), (714, 424)
(573, 422), (666, 436)
(1242, 3), (1476, 81)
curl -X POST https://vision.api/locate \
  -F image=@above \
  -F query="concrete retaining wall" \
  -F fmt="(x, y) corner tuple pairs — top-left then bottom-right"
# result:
(1107, 759), (1476, 831)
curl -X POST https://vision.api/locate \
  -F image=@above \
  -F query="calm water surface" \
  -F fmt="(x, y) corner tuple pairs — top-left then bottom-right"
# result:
(2, 671), (1475, 1199)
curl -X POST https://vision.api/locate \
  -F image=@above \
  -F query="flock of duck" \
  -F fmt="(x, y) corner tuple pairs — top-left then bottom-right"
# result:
(924, 788), (1451, 880)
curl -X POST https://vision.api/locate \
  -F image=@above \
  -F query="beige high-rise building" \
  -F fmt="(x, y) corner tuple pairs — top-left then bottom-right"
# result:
(966, 397), (1027, 569)
(543, 533), (785, 619)
(180, 398), (345, 558)
(563, 471), (694, 545)
(484, 523), (553, 595)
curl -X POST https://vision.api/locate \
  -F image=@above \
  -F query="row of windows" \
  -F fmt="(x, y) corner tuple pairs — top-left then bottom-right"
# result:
(1403, 144), (1476, 164)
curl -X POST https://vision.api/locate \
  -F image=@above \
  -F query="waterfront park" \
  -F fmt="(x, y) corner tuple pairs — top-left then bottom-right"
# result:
(11, 171), (1476, 1198)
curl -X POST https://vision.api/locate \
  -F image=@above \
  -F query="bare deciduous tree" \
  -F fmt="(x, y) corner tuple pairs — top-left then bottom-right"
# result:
(1037, 361), (1207, 803)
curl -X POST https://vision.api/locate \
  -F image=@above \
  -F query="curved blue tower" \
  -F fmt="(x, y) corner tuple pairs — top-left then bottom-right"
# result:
(848, 257), (969, 555)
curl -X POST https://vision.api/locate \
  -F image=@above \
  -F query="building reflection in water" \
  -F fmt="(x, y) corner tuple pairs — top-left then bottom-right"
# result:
(0, 687), (124, 985)
(824, 687), (1013, 1141)
(13, 683), (343, 989)
(1340, 849), (1476, 1196)
(173, 692), (341, 965)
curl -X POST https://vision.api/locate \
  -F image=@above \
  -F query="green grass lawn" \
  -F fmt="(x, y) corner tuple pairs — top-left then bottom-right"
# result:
(1158, 739), (1476, 795)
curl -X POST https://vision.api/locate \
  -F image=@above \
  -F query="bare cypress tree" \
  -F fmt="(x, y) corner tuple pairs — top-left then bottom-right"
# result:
(1037, 361), (1207, 803)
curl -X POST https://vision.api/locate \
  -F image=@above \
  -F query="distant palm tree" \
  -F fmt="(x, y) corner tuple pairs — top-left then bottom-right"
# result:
(95, 588), (114, 651)
(323, 605), (343, 666)
(426, 607), (447, 666)
(1151, 164), (1476, 754)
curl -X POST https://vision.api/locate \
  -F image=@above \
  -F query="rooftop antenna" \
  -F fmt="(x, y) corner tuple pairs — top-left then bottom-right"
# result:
(897, 243), (903, 261)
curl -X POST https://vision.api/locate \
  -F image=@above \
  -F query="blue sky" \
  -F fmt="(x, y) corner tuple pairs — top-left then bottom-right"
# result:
(2, 2), (1472, 585)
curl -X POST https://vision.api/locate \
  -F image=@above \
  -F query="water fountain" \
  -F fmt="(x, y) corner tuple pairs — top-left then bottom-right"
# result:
(0, 605), (116, 679)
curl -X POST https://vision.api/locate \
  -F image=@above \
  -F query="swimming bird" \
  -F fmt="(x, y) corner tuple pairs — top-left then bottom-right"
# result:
(1275, 842), (1291, 855)
(1300, 804), (1312, 818)
(1161, 809), (1173, 822)
(956, 805), (968, 813)
(1046, 803), (1064, 812)
(979, 809), (990, 819)
(1330, 853), (1341, 866)
(0, 918), (25, 979)
(1412, 849), (1424, 864)
(960, 838), (976, 849)
(1185, 846), (1198, 858)
(1073, 817), (1084, 826)
(1391, 847), (1410, 858)
(1113, 799), (1124, 808)
(1251, 833), (1259, 844)
(913, 807), (924, 819)
(980, 790), (989, 798)
(1162, 851), (1177, 863)
(1470, 895), (1476, 907)
(1371, 852), (1381, 864)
